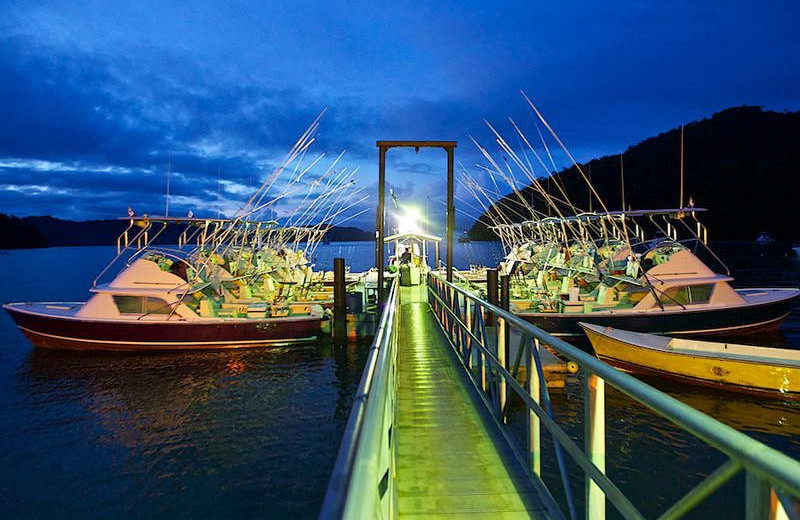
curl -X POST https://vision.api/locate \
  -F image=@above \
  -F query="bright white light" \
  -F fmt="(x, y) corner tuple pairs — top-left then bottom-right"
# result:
(397, 206), (422, 234)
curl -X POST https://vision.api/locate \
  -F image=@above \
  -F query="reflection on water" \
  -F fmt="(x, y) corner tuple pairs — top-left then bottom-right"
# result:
(0, 245), (374, 519)
(624, 375), (800, 436)
(506, 374), (800, 519)
(507, 241), (800, 519)
(1, 242), (799, 519)
(2, 339), (370, 520)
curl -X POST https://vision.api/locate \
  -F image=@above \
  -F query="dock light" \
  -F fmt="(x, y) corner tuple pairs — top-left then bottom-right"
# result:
(397, 207), (422, 234)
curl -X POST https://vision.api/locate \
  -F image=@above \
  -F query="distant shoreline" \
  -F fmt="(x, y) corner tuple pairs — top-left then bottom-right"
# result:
(0, 214), (375, 249)
(0, 237), (510, 252)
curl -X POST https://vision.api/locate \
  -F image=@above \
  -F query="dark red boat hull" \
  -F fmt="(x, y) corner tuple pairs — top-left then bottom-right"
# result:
(4, 306), (322, 351)
(517, 292), (799, 338)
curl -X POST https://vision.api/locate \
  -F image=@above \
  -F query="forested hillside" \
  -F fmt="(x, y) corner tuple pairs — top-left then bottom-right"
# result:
(470, 106), (800, 240)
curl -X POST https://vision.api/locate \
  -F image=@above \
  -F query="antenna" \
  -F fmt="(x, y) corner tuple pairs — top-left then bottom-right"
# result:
(587, 163), (592, 212)
(679, 124), (685, 208)
(165, 154), (172, 217)
(620, 153), (625, 210)
(217, 167), (222, 218)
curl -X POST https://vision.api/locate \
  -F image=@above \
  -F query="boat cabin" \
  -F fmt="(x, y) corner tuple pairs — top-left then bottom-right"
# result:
(385, 232), (441, 286)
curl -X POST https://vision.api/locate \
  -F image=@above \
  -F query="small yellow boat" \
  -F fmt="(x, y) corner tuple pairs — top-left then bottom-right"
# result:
(580, 322), (800, 397)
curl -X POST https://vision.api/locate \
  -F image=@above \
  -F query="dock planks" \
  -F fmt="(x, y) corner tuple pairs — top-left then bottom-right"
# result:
(394, 285), (549, 519)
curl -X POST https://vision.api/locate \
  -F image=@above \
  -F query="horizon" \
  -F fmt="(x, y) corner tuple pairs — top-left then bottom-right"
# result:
(1, 103), (795, 234)
(1, 2), (798, 234)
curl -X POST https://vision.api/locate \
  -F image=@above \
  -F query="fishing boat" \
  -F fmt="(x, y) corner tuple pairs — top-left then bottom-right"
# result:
(580, 323), (800, 397)
(458, 97), (800, 337)
(3, 115), (373, 351)
(4, 253), (325, 351)
(503, 212), (800, 337)
(385, 231), (441, 286)
(487, 210), (800, 337)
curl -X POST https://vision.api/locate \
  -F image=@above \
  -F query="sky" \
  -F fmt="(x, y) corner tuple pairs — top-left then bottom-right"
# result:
(1, 0), (798, 233)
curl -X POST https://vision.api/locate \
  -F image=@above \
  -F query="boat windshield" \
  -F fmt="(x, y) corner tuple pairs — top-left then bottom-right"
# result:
(113, 295), (174, 315)
(658, 284), (714, 306)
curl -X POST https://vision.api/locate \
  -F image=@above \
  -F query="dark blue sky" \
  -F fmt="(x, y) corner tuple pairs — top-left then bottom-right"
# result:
(1, 1), (797, 232)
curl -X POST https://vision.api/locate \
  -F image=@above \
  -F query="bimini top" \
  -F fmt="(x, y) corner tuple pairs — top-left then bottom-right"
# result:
(119, 216), (280, 227)
(384, 232), (442, 243)
(518, 207), (708, 227)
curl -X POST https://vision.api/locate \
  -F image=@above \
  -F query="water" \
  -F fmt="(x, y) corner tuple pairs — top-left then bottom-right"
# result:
(1, 241), (799, 519)
(0, 246), (372, 520)
(506, 241), (800, 518)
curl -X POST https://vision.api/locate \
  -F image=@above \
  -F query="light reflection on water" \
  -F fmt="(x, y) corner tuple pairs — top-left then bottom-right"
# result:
(0, 245), (372, 520)
(512, 376), (800, 519)
(504, 241), (800, 519)
(5, 345), (367, 519)
(0, 241), (799, 519)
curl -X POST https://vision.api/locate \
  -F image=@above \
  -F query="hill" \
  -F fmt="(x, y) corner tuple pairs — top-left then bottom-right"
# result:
(0, 215), (373, 249)
(469, 106), (800, 240)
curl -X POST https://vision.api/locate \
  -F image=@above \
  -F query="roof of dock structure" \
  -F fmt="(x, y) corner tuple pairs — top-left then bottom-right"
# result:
(384, 232), (442, 242)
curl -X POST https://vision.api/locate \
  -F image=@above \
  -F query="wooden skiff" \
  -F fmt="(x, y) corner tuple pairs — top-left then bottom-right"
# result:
(580, 322), (800, 397)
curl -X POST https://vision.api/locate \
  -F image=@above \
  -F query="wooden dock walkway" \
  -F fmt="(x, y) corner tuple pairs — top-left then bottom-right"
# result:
(394, 285), (551, 519)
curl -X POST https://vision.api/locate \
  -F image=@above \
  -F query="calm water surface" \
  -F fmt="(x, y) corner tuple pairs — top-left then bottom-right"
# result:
(508, 241), (800, 519)
(0, 241), (799, 519)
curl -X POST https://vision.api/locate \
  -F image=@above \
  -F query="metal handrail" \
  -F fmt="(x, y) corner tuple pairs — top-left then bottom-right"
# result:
(428, 272), (800, 520)
(92, 220), (153, 287)
(319, 278), (399, 520)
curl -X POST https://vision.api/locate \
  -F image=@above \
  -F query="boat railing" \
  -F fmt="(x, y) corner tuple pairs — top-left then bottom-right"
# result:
(318, 277), (399, 520)
(115, 219), (136, 254)
(124, 245), (188, 268)
(94, 220), (154, 288)
(426, 272), (800, 520)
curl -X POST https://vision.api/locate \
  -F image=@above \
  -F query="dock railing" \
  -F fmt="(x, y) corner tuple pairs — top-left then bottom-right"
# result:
(427, 272), (800, 520)
(319, 278), (399, 520)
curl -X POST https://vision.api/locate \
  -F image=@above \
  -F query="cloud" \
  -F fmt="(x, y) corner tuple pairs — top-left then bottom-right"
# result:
(1, 0), (798, 230)
(0, 35), (378, 220)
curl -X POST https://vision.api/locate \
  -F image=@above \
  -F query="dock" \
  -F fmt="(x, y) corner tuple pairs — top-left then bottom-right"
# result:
(395, 285), (550, 518)
(320, 273), (800, 520)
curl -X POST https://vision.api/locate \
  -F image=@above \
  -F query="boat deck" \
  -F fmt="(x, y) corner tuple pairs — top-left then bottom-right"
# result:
(3, 302), (83, 317)
(737, 287), (800, 304)
(394, 285), (549, 519)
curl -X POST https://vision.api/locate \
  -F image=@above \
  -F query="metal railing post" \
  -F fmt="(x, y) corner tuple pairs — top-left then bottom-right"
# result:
(465, 300), (473, 368)
(418, 273), (800, 520)
(746, 472), (772, 520)
(585, 372), (606, 520)
(497, 315), (507, 419)
(479, 306), (488, 392)
(376, 146), (386, 305)
(529, 338), (541, 476)
(499, 275), (510, 422)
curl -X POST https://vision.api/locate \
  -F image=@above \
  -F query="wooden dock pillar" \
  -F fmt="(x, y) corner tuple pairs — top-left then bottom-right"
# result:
(500, 274), (510, 311)
(333, 257), (347, 344)
(486, 269), (498, 326)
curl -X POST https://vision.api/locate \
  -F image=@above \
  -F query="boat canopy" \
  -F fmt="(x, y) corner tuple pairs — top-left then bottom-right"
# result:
(517, 207), (707, 227)
(119, 216), (281, 227)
